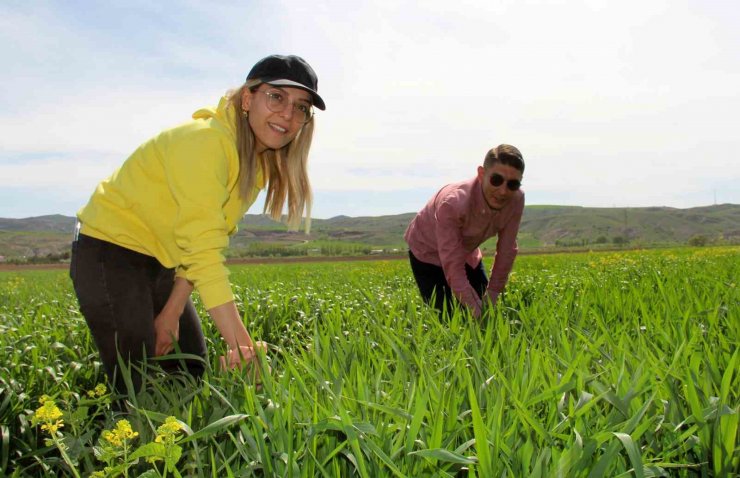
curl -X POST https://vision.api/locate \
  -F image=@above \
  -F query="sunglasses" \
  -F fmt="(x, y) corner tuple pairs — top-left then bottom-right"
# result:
(489, 173), (521, 191)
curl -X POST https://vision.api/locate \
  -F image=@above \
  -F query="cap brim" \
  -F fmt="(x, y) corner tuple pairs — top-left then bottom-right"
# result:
(263, 79), (326, 110)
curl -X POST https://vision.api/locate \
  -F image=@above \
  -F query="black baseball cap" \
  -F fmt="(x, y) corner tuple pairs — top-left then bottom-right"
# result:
(247, 54), (326, 110)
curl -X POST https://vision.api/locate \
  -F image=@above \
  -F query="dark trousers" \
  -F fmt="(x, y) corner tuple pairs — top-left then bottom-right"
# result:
(70, 233), (207, 394)
(408, 250), (488, 316)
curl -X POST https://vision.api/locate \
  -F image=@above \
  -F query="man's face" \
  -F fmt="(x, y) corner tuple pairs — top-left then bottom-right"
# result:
(477, 163), (523, 210)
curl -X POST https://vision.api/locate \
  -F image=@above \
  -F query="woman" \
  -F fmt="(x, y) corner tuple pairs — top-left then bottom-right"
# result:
(70, 54), (325, 393)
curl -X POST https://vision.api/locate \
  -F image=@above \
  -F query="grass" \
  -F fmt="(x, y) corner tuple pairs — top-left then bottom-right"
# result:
(0, 247), (738, 476)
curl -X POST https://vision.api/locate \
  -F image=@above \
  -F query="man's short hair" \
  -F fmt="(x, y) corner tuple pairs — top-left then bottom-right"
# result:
(483, 144), (525, 173)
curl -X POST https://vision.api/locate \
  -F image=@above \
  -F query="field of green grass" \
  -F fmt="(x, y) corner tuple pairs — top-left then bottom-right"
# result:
(0, 247), (738, 476)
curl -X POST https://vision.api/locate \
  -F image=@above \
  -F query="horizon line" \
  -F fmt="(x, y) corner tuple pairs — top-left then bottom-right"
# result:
(1, 202), (737, 222)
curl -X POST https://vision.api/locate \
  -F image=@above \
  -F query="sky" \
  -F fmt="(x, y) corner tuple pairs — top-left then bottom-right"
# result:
(1, 0), (739, 220)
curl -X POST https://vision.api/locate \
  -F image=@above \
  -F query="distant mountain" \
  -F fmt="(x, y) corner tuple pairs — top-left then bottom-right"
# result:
(1, 205), (738, 260)
(0, 214), (76, 233)
(234, 204), (740, 247)
(518, 204), (740, 246)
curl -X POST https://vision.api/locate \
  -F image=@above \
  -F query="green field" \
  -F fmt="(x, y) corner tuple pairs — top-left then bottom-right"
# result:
(1, 247), (738, 476)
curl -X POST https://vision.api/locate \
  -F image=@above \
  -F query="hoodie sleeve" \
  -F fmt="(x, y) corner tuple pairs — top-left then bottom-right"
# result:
(162, 127), (238, 310)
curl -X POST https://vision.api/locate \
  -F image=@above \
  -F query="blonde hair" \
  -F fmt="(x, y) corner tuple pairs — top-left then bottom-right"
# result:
(228, 81), (313, 232)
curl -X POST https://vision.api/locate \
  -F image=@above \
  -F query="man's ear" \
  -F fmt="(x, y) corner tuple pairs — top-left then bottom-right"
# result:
(476, 165), (485, 182)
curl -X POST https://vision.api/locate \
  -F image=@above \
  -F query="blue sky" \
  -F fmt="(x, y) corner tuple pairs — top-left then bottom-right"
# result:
(1, 0), (739, 219)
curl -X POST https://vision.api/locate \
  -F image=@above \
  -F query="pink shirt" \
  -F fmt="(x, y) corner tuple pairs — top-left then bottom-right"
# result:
(404, 177), (525, 311)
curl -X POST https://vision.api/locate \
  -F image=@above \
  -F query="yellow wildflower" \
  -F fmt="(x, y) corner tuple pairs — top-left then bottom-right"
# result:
(154, 416), (183, 444)
(114, 419), (138, 439)
(34, 399), (63, 423)
(41, 420), (64, 434)
(101, 430), (121, 447)
(101, 419), (139, 448)
(32, 397), (65, 437)
(87, 383), (108, 398)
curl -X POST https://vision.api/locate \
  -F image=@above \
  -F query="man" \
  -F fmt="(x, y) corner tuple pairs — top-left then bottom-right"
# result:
(404, 144), (525, 317)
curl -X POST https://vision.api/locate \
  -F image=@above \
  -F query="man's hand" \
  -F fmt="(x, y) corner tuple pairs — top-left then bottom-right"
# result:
(481, 290), (499, 317)
(472, 299), (482, 318)
(154, 310), (181, 356)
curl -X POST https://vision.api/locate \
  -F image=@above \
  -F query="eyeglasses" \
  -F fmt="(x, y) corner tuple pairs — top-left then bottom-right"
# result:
(263, 90), (313, 124)
(489, 173), (521, 191)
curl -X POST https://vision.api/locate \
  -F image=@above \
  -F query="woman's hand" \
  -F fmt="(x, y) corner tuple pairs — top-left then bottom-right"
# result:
(219, 341), (270, 382)
(154, 310), (180, 356)
(208, 301), (268, 382)
(154, 277), (193, 356)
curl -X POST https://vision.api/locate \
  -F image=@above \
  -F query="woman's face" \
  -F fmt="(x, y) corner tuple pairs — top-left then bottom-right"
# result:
(242, 84), (312, 152)
(477, 163), (523, 210)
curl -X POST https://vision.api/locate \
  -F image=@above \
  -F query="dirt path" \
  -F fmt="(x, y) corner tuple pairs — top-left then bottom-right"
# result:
(0, 245), (675, 272)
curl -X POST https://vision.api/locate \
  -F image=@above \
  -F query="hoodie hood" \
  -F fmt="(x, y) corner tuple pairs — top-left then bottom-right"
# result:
(192, 96), (238, 141)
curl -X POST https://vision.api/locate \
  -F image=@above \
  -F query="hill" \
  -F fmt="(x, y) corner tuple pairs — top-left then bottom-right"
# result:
(0, 205), (738, 261)
(0, 214), (75, 233)
(518, 204), (740, 247)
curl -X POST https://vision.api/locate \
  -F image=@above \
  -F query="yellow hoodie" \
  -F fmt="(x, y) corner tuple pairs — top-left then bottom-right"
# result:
(78, 96), (264, 309)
